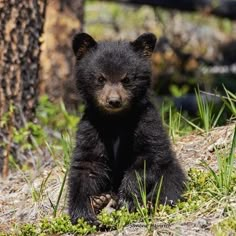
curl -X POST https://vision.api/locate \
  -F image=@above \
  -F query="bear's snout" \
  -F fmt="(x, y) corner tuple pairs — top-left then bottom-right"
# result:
(96, 83), (130, 112)
(107, 96), (122, 108)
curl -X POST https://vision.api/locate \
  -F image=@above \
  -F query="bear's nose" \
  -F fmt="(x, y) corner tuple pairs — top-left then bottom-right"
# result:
(107, 97), (122, 108)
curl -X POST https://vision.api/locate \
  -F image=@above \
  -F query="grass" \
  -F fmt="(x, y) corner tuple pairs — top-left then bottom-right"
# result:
(46, 133), (74, 217)
(166, 105), (182, 141)
(201, 125), (236, 195)
(222, 85), (236, 117)
(132, 161), (163, 231)
(162, 87), (235, 138)
(98, 207), (140, 231)
(10, 157), (52, 202)
(11, 215), (97, 236)
(6, 160), (235, 235)
(212, 216), (236, 236)
(161, 101), (193, 141)
(195, 87), (225, 133)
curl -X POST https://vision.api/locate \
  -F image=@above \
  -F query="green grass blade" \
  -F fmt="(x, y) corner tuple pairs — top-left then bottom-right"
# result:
(212, 103), (225, 128)
(53, 169), (68, 217)
(153, 176), (163, 216)
(181, 115), (204, 132)
(226, 125), (236, 188)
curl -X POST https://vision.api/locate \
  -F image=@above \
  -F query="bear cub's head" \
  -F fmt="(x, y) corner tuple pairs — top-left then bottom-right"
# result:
(72, 33), (156, 114)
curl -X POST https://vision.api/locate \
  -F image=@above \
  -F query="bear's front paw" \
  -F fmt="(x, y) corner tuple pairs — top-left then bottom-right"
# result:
(91, 193), (117, 213)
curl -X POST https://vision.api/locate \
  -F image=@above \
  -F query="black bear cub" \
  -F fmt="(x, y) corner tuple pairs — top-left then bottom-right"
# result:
(68, 32), (186, 224)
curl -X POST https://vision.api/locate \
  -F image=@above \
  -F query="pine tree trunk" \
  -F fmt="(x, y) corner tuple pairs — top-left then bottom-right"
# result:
(40, 0), (84, 108)
(0, 0), (47, 177)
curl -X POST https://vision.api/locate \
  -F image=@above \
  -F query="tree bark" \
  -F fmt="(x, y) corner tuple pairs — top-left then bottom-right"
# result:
(0, 0), (47, 176)
(39, 0), (84, 108)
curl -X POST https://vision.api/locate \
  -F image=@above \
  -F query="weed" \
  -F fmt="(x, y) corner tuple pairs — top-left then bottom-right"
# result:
(47, 133), (73, 216)
(31, 171), (52, 202)
(13, 122), (45, 150)
(167, 104), (182, 141)
(222, 85), (236, 117)
(11, 215), (96, 235)
(169, 84), (189, 97)
(201, 125), (236, 195)
(195, 87), (225, 133)
(98, 207), (140, 230)
(161, 101), (192, 141)
(181, 114), (204, 132)
(10, 211), (140, 235)
(180, 88), (226, 133)
(10, 158), (52, 202)
(37, 95), (80, 133)
(212, 216), (236, 236)
(50, 169), (68, 217)
(132, 161), (163, 232)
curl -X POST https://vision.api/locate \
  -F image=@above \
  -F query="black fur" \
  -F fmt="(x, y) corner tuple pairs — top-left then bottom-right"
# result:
(68, 33), (186, 225)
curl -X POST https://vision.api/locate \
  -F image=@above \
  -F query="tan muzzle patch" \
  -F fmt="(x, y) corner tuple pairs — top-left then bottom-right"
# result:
(96, 83), (131, 112)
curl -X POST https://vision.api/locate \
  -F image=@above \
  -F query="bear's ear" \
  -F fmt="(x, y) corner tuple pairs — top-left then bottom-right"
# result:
(72, 33), (97, 59)
(130, 33), (156, 57)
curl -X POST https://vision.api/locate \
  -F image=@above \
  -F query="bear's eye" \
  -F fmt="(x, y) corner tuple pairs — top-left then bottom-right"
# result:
(121, 76), (130, 84)
(97, 76), (106, 84)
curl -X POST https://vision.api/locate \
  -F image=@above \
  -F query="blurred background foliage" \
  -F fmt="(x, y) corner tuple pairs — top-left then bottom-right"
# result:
(40, 0), (236, 114)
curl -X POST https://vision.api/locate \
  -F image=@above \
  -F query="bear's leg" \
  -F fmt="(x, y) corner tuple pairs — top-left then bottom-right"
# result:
(68, 159), (111, 224)
(117, 160), (185, 211)
(117, 106), (186, 211)
(68, 118), (113, 224)
(156, 160), (186, 205)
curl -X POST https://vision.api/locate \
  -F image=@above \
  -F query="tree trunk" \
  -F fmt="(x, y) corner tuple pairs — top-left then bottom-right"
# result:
(39, 0), (84, 108)
(0, 0), (47, 177)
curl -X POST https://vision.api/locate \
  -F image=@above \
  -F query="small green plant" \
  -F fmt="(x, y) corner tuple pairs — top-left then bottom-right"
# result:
(13, 215), (96, 235)
(47, 133), (73, 216)
(46, 132), (73, 169)
(222, 86), (236, 117)
(37, 95), (80, 133)
(10, 159), (52, 202)
(167, 105), (182, 141)
(195, 88), (225, 133)
(31, 171), (52, 202)
(17, 224), (38, 236)
(98, 207), (140, 230)
(169, 84), (189, 97)
(212, 216), (236, 236)
(201, 125), (236, 195)
(39, 215), (96, 235)
(132, 161), (163, 232)
(161, 101), (192, 140)
(50, 169), (68, 217)
(181, 114), (204, 132)
(13, 122), (45, 150)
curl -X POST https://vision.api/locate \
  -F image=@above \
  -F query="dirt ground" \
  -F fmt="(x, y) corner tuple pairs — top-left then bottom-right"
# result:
(0, 122), (235, 235)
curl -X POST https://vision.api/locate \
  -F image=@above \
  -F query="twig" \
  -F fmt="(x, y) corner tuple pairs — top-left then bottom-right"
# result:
(2, 104), (14, 178)
(200, 90), (236, 103)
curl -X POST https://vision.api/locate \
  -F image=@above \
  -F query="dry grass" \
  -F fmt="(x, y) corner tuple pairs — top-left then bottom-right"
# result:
(0, 164), (67, 232)
(174, 122), (235, 170)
